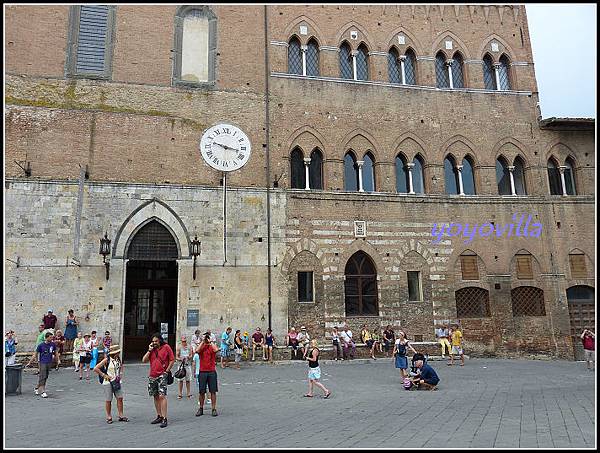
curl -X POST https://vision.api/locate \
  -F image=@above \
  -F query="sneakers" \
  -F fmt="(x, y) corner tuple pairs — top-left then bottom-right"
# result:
(34, 388), (39, 395)
(160, 418), (168, 428)
(41, 392), (48, 398)
(196, 407), (203, 417)
(211, 408), (218, 417)
(150, 415), (164, 425)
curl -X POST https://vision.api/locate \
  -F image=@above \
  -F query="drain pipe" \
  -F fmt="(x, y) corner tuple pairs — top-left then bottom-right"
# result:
(264, 5), (273, 331)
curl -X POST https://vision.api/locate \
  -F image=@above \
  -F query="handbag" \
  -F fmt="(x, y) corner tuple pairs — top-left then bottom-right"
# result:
(173, 362), (186, 379)
(110, 375), (122, 392)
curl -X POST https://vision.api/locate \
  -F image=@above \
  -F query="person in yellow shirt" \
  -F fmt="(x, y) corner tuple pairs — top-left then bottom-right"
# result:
(449, 325), (464, 366)
(360, 325), (379, 360)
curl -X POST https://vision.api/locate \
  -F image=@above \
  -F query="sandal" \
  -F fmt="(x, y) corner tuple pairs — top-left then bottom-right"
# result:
(118, 416), (129, 422)
(177, 395), (182, 399)
(303, 394), (313, 398)
(187, 394), (192, 399)
(106, 418), (113, 424)
(324, 391), (331, 399)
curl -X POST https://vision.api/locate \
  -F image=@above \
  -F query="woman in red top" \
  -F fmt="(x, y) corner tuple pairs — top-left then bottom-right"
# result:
(196, 333), (219, 417)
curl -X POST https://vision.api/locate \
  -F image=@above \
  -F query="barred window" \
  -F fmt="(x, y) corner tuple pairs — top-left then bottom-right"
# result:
(363, 152), (375, 192)
(444, 155), (459, 194)
(356, 44), (369, 81)
(388, 48), (401, 84)
(462, 156), (476, 195)
(455, 287), (490, 318)
(564, 157), (577, 195)
(483, 54), (496, 90)
(569, 253), (587, 278)
(412, 155), (425, 194)
(68, 5), (115, 79)
(339, 42), (353, 79)
(513, 156), (527, 195)
(451, 52), (465, 88)
(309, 148), (323, 190)
(516, 254), (534, 279)
(395, 154), (409, 193)
(288, 37), (302, 75)
(404, 48), (417, 85)
(127, 220), (179, 260)
(306, 38), (320, 76)
(511, 286), (546, 316)
(496, 156), (511, 195)
(547, 158), (562, 195)
(460, 254), (479, 280)
(435, 52), (449, 88)
(290, 147), (305, 189)
(498, 54), (511, 90)
(344, 152), (359, 191)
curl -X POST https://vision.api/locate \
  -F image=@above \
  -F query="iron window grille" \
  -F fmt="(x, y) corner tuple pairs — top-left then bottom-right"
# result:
(511, 286), (546, 317)
(404, 49), (417, 85)
(288, 37), (302, 75)
(127, 221), (179, 261)
(455, 287), (490, 318)
(498, 55), (511, 90)
(451, 53), (465, 88)
(483, 55), (496, 90)
(356, 45), (369, 80)
(298, 271), (314, 303)
(435, 52), (449, 88)
(388, 48), (401, 84)
(339, 42), (353, 79)
(306, 39), (319, 76)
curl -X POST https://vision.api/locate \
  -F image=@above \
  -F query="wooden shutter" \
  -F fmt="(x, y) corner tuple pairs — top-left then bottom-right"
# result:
(516, 255), (533, 279)
(76, 5), (109, 75)
(460, 255), (479, 280)
(569, 254), (587, 278)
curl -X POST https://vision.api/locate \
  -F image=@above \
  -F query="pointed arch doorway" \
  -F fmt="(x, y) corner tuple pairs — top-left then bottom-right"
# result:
(123, 220), (179, 361)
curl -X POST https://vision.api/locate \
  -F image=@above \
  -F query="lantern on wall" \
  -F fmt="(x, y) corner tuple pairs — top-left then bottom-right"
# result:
(99, 232), (111, 280)
(190, 235), (201, 280)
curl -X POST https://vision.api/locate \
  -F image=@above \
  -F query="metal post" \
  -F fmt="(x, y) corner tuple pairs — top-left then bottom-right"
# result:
(223, 171), (227, 263)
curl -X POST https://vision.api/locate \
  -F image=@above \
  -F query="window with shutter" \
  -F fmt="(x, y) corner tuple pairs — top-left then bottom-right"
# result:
(569, 254), (587, 278)
(460, 255), (479, 280)
(516, 255), (533, 279)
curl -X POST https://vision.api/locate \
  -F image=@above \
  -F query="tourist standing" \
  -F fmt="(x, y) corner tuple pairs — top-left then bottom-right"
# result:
(286, 327), (300, 360)
(304, 339), (331, 399)
(72, 332), (83, 372)
(79, 333), (93, 380)
(331, 326), (342, 360)
(176, 335), (193, 399)
(436, 324), (451, 358)
(251, 327), (266, 361)
(340, 325), (356, 360)
(233, 330), (243, 369)
(220, 327), (232, 369)
(35, 332), (58, 398)
(382, 325), (395, 357)
(265, 328), (275, 362)
(142, 333), (175, 428)
(581, 328), (595, 371)
(393, 331), (417, 381)
(89, 331), (101, 369)
(196, 332), (219, 417)
(94, 344), (128, 424)
(5, 330), (18, 366)
(449, 325), (465, 366)
(26, 324), (48, 368)
(53, 329), (65, 370)
(64, 309), (78, 353)
(43, 309), (58, 330)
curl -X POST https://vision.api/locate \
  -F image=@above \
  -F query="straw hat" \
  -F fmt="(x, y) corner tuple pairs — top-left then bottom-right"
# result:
(108, 344), (121, 355)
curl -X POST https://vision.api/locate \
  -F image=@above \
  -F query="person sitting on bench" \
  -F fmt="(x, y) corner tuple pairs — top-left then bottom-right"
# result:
(411, 358), (439, 390)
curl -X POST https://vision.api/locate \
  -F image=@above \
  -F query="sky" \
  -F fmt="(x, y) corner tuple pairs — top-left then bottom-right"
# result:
(526, 4), (596, 119)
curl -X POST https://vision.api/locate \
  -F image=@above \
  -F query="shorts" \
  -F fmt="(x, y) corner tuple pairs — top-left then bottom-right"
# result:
(79, 354), (91, 364)
(366, 339), (374, 348)
(384, 340), (392, 351)
(176, 363), (192, 382)
(395, 355), (408, 370)
(234, 349), (242, 363)
(38, 363), (52, 386)
(584, 349), (595, 362)
(308, 366), (321, 380)
(198, 371), (218, 394)
(148, 374), (168, 397)
(220, 346), (229, 358)
(103, 383), (124, 401)
(451, 346), (463, 355)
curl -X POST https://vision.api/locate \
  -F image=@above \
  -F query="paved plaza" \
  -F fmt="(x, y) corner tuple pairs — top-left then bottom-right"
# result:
(5, 357), (596, 448)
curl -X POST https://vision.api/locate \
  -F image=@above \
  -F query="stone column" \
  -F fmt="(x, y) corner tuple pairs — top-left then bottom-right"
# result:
(456, 164), (464, 195)
(493, 62), (502, 90)
(558, 165), (568, 196)
(446, 59), (454, 89)
(398, 55), (407, 85)
(351, 50), (358, 81)
(303, 157), (311, 190)
(406, 162), (415, 194)
(356, 160), (364, 192)
(301, 45), (307, 76)
(507, 165), (516, 195)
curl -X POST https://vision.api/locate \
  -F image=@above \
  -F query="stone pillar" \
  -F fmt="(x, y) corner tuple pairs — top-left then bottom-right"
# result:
(351, 50), (358, 81)
(456, 164), (464, 195)
(493, 62), (502, 90)
(356, 160), (364, 192)
(303, 157), (311, 190)
(406, 162), (415, 194)
(558, 165), (568, 196)
(300, 45), (307, 76)
(446, 59), (454, 89)
(398, 55), (407, 85)
(507, 165), (516, 195)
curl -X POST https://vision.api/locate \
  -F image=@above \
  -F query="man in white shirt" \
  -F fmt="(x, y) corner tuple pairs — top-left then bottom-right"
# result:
(297, 326), (311, 359)
(340, 325), (356, 360)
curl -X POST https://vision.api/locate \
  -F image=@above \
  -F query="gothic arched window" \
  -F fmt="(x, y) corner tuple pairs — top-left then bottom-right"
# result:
(363, 152), (375, 192)
(444, 155), (459, 194)
(309, 148), (323, 190)
(483, 54), (496, 90)
(404, 48), (417, 85)
(306, 38), (320, 76)
(412, 155), (425, 194)
(496, 156), (511, 195)
(498, 54), (511, 90)
(290, 147), (305, 189)
(339, 41), (352, 79)
(288, 36), (302, 75)
(344, 152), (359, 191)
(345, 251), (379, 316)
(356, 43), (369, 81)
(462, 156), (476, 194)
(388, 47), (401, 84)
(395, 154), (409, 193)
(451, 52), (465, 88)
(547, 157), (562, 195)
(513, 156), (527, 195)
(435, 51), (449, 88)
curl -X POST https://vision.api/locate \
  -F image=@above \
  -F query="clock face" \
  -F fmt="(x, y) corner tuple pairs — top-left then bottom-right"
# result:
(199, 123), (252, 172)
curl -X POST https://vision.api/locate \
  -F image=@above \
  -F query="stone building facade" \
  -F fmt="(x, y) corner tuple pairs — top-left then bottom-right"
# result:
(5, 5), (595, 360)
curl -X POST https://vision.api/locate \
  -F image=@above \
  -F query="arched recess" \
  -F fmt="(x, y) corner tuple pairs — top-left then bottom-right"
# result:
(566, 285), (595, 360)
(509, 248), (544, 281)
(438, 134), (477, 163)
(337, 239), (386, 279)
(391, 132), (429, 163)
(546, 142), (577, 165)
(280, 238), (325, 275)
(340, 128), (381, 158)
(478, 34), (517, 63)
(283, 15), (325, 46)
(113, 198), (190, 259)
(287, 125), (328, 158)
(334, 21), (374, 51)
(431, 30), (472, 60)
(385, 26), (424, 56)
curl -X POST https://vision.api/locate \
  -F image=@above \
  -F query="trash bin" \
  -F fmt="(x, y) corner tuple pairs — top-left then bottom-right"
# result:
(5, 364), (23, 395)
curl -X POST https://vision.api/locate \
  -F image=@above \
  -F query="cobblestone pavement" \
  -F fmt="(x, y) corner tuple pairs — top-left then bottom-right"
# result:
(5, 358), (596, 448)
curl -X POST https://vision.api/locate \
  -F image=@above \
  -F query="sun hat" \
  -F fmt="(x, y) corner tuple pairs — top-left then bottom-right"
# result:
(48, 309), (53, 312)
(301, 326), (306, 330)
(108, 344), (121, 355)
(84, 333), (91, 338)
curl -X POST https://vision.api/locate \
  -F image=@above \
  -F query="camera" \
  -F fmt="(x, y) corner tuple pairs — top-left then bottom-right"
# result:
(203, 332), (211, 342)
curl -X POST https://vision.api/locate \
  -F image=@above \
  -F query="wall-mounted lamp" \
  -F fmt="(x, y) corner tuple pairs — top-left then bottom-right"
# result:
(99, 232), (111, 280)
(190, 235), (201, 280)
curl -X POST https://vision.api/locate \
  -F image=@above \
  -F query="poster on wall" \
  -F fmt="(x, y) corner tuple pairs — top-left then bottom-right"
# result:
(161, 322), (168, 341)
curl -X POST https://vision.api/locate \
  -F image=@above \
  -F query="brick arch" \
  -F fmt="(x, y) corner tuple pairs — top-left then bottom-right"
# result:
(280, 238), (325, 275)
(283, 15), (325, 46)
(391, 132), (429, 162)
(492, 137), (529, 164)
(386, 26), (424, 56)
(340, 128), (380, 158)
(337, 239), (386, 277)
(446, 247), (488, 282)
(479, 34), (517, 63)
(508, 248), (545, 276)
(439, 134), (477, 163)
(398, 240), (435, 269)
(113, 198), (190, 259)
(546, 142), (577, 165)
(287, 125), (328, 160)
(567, 248), (595, 270)
(431, 30), (472, 60)
(334, 21), (374, 51)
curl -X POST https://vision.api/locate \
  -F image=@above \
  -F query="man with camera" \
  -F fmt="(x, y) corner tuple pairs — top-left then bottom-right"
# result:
(196, 331), (220, 417)
(580, 328), (595, 371)
(142, 333), (175, 428)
